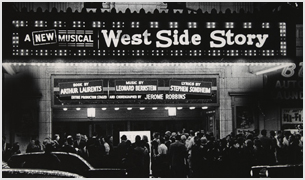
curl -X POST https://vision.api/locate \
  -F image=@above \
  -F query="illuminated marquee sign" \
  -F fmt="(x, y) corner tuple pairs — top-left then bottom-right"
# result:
(100, 29), (269, 48)
(18, 28), (277, 49)
(53, 77), (218, 106)
(169, 80), (212, 95)
(115, 80), (158, 93)
(8, 19), (288, 59)
(59, 80), (103, 97)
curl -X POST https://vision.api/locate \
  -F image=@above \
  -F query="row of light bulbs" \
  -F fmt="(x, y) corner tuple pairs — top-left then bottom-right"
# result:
(63, 106), (208, 111)
(3, 62), (293, 67)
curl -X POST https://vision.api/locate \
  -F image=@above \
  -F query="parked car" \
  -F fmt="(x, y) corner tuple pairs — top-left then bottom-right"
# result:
(250, 164), (303, 178)
(2, 169), (84, 178)
(7, 152), (127, 178)
(2, 161), (10, 169)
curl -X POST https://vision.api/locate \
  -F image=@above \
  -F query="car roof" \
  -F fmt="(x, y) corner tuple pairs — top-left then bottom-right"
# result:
(252, 164), (303, 169)
(9, 151), (94, 169)
(2, 168), (84, 178)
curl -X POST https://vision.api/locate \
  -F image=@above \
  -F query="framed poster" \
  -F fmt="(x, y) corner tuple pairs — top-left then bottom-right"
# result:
(236, 106), (255, 132)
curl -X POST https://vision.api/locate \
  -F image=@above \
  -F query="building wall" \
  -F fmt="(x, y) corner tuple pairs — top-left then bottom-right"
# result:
(12, 2), (263, 13)
(3, 63), (271, 152)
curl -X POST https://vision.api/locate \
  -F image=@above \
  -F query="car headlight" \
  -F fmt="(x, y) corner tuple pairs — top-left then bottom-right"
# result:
(259, 168), (270, 177)
(265, 169), (269, 177)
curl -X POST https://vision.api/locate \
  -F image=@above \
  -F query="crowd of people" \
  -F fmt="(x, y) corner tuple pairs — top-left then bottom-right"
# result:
(2, 128), (303, 178)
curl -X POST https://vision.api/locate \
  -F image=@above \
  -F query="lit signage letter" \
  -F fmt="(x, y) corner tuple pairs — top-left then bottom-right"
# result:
(121, 34), (130, 45)
(40, 34), (46, 42)
(226, 30), (234, 45)
(246, 34), (256, 45)
(178, 30), (190, 45)
(24, 34), (31, 42)
(78, 35), (83, 42)
(35, 34), (41, 42)
(235, 34), (247, 45)
(210, 30), (226, 48)
(101, 30), (122, 47)
(256, 34), (269, 48)
(131, 34), (142, 45)
(191, 34), (201, 45)
(173, 30), (179, 45)
(156, 30), (172, 48)
(58, 35), (65, 42)
(143, 30), (152, 45)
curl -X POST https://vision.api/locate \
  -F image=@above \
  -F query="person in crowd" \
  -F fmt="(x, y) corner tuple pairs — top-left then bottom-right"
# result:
(165, 131), (171, 138)
(171, 132), (177, 139)
(299, 129), (303, 147)
(100, 136), (110, 155)
(295, 133), (303, 149)
(98, 136), (110, 167)
(253, 139), (268, 165)
(129, 135), (148, 178)
(52, 134), (61, 151)
(275, 133), (286, 164)
(105, 135), (115, 167)
(117, 135), (128, 167)
(164, 133), (171, 149)
(181, 134), (187, 144)
(283, 131), (291, 146)
(86, 133), (105, 167)
(142, 135), (150, 178)
(74, 133), (86, 157)
(168, 134), (188, 178)
(240, 139), (255, 177)
(269, 130), (277, 164)
(124, 140), (133, 176)
(190, 136), (204, 177)
(2, 136), (10, 162)
(151, 132), (160, 177)
(2, 136), (8, 155)
(155, 136), (169, 178)
(287, 134), (303, 164)
(62, 135), (77, 154)
(3, 142), (21, 162)
(106, 135), (114, 153)
(25, 139), (61, 170)
(59, 132), (67, 148)
(82, 134), (88, 143)
(259, 129), (274, 164)
(26, 136), (36, 153)
(26, 136), (42, 153)
(10, 142), (21, 156)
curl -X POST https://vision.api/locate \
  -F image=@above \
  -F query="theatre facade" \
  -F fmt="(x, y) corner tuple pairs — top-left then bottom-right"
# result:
(2, 2), (302, 151)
